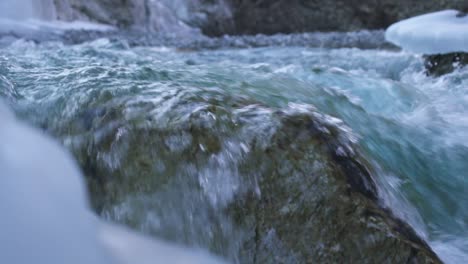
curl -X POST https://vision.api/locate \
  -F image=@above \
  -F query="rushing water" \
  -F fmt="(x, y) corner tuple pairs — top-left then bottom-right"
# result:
(1, 38), (467, 263)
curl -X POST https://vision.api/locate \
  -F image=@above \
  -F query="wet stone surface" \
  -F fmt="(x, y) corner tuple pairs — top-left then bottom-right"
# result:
(58, 92), (441, 263)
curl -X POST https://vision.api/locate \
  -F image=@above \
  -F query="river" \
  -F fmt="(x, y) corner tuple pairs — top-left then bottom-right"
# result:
(1, 36), (466, 262)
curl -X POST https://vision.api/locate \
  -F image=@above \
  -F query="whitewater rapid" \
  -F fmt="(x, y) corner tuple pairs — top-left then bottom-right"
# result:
(0, 38), (467, 263)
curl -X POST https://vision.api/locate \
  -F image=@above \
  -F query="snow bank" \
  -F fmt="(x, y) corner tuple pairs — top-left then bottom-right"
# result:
(0, 102), (226, 264)
(385, 10), (468, 54)
(99, 222), (226, 264)
(0, 103), (109, 264)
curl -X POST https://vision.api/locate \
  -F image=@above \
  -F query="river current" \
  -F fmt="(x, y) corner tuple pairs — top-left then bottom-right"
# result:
(1, 37), (467, 263)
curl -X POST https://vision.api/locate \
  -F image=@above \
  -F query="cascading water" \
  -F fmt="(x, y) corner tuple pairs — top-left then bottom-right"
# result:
(1, 1), (467, 264)
(1, 39), (466, 263)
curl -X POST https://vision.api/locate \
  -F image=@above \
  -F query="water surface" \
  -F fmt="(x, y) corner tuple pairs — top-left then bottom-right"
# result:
(1, 38), (466, 263)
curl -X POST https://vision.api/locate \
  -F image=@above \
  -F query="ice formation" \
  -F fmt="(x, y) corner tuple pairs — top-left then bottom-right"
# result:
(385, 10), (468, 54)
(0, 102), (225, 264)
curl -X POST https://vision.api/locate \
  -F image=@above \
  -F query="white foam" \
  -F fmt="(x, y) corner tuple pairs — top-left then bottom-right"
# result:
(0, 102), (226, 264)
(385, 10), (468, 54)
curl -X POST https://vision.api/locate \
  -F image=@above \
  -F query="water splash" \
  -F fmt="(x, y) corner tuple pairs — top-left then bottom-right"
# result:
(1, 40), (466, 263)
(0, 101), (227, 264)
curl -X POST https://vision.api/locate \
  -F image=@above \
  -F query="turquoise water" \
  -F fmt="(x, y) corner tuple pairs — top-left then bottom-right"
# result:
(1, 38), (467, 263)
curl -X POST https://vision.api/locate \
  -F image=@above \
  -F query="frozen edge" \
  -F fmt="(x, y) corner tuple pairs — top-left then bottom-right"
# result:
(385, 10), (468, 54)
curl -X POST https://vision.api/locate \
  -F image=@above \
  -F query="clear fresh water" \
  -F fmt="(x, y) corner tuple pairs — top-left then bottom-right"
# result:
(1, 38), (467, 263)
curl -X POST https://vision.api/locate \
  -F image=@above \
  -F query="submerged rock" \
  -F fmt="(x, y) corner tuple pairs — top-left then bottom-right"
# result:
(54, 89), (442, 263)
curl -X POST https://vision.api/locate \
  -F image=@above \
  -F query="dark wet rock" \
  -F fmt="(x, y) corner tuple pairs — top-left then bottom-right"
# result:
(207, 0), (467, 36)
(45, 0), (466, 37)
(424, 52), (468, 76)
(53, 90), (441, 263)
(229, 112), (441, 263)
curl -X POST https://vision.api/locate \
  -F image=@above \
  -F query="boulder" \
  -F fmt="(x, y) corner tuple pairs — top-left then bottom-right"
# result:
(55, 90), (442, 263)
(229, 112), (441, 263)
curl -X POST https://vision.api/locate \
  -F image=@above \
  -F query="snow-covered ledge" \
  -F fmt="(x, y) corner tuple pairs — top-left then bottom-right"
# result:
(385, 10), (468, 54)
(385, 10), (468, 76)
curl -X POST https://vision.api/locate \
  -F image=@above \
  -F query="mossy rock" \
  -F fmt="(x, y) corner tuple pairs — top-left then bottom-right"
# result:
(54, 92), (441, 263)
